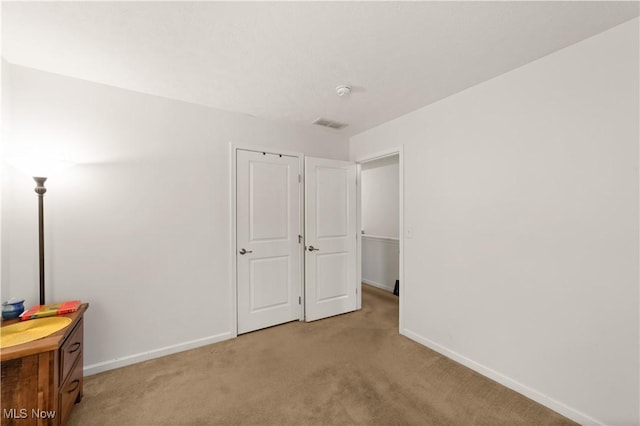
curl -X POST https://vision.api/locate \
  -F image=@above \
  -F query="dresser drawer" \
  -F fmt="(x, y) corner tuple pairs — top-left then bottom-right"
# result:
(59, 355), (83, 426)
(60, 319), (83, 382)
(1, 303), (87, 426)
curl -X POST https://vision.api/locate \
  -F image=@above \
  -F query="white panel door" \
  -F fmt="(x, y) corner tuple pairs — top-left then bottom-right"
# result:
(305, 157), (358, 321)
(237, 150), (301, 334)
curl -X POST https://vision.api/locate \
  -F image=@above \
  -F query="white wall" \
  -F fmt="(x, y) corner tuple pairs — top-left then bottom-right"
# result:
(351, 18), (639, 426)
(361, 155), (399, 238)
(0, 59), (10, 301)
(361, 155), (399, 292)
(1, 64), (349, 374)
(361, 236), (399, 293)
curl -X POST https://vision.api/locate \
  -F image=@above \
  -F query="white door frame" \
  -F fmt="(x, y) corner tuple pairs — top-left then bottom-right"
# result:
(356, 145), (405, 334)
(229, 143), (305, 337)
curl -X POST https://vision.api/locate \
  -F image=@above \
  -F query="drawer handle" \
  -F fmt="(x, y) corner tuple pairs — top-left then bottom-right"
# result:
(68, 342), (81, 354)
(67, 380), (80, 394)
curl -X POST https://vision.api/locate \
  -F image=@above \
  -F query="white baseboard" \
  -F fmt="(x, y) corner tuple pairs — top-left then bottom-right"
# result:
(400, 328), (603, 426)
(362, 278), (395, 293)
(83, 331), (235, 376)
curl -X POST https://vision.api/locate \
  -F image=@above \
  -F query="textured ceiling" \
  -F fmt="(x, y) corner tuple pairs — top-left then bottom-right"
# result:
(2, 2), (638, 136)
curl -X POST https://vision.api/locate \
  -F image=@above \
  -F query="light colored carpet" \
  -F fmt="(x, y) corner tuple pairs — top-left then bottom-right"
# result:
(69, 285), (575, 425)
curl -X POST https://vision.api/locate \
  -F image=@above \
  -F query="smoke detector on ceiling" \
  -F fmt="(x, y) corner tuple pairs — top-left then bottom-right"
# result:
(336, 85), (351, 97)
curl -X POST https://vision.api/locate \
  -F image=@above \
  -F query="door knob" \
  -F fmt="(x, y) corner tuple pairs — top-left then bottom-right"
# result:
(307, 245), (319, 252)
(239, 248), (253, 255)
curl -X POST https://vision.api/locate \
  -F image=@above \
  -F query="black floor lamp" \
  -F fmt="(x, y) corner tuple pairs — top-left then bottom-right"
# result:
(33, 176), (47, 305)
(9, 157), (73, 306)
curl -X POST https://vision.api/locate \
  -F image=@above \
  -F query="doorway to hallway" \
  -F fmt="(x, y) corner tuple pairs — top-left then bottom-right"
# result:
(356, 147), (404, 332)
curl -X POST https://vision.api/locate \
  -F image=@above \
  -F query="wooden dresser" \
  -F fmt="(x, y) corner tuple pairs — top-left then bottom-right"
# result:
(1, 304), (88, 426)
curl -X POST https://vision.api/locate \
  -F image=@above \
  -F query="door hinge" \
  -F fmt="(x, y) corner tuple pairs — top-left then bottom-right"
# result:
(299, 296), (301, 305)
(298, 174), (301, 183)
(298, 235), (302, 244)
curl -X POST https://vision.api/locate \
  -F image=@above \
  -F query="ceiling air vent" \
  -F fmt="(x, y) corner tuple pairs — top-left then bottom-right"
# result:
(312, 118), (348, 130)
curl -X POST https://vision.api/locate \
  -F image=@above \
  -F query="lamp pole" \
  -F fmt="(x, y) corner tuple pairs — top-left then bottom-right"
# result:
(34, 177), (47, 305)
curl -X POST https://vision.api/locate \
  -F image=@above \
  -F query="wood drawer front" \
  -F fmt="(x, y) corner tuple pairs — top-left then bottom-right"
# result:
(60, 319), (83, 382)
(59, 355), (83, 426)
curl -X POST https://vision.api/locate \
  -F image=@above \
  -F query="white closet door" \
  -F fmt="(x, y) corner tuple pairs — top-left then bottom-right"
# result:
(304, 156), (358, 321)
(237, 150), (301, 334)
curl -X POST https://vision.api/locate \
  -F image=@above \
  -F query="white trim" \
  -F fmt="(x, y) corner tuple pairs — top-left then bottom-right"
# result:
(355, 146), (404, 333)
(355, 147), (403, 164)
(233, 144), (303, 158)
(355, 163), (362, 310)
(362, 279), (395, 293)
(361, 234), (399, 243)
(398, 148), (404, 333)
(83, 332), (234, 376)
(230, 143), (306, 333)
(229, 142), (238, 337)
(297, 154), (305, 320)
(401, 328), (604, 426)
